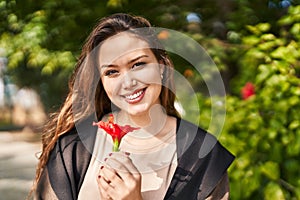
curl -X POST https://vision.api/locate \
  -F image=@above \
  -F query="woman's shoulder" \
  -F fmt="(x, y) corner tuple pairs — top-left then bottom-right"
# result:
(57, 114), (98, 152)
(176, 117), (208, 135)
(167, 117), (235, 199)
(46, 115), (98, 199)
(176, 117), (212, 146)
(175, 116), (234, 163)
(57, 127), (80, 149)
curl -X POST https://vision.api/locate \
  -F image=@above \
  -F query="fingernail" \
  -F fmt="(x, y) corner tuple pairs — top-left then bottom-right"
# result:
(125, 151), (130, 156)
(109, 153), (113, 156)
(100, 166), (104, 169)
(104, 157), (107, 161)
(98, 175), (101, 179)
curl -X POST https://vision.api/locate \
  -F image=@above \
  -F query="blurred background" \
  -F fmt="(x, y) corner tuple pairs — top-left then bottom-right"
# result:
(0, 0), (300, 199)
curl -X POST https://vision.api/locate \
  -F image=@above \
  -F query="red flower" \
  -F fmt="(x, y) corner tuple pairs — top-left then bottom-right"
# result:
(93, 114), (140, 151)
(241, 82), (255, 100)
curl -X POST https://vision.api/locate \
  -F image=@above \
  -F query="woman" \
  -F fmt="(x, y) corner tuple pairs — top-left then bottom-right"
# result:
(32, 13), (234, 200)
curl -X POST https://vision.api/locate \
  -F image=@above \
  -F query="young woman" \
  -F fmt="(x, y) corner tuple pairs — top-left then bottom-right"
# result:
(32, 13), (234, 200)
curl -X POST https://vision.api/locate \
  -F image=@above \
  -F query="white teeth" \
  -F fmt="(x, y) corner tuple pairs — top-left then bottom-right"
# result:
(125, 90), (143, 100)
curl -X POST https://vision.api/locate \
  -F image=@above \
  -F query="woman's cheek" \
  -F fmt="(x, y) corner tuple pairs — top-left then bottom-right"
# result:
(102, 76), (121, 94)
(133, 64), (161, 85)
(102, 78), (115, 99)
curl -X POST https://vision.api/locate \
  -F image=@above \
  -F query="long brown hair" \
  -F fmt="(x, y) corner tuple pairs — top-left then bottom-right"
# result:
(31, 13), (178, 193)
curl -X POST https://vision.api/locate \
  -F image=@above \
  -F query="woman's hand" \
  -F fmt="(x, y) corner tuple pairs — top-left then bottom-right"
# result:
(97, 152), (142, 200)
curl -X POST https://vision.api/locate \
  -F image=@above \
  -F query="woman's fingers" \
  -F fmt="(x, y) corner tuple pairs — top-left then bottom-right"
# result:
(97, 174), (114, 199)
(106, 152), (140, 176)
(99, 165), (123, 186)
(98, 168), (127, 200)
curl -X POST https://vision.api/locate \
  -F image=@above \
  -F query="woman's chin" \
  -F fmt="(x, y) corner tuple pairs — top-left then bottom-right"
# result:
(124, 103), (150, 116)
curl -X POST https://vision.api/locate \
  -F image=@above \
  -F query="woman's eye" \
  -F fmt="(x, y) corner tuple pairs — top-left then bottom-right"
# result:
(104, 69), (118, 77)
(132, 62), (146, 69)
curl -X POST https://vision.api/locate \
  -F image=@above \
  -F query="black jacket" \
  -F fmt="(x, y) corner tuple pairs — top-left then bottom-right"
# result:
(35, 115), (234, 200)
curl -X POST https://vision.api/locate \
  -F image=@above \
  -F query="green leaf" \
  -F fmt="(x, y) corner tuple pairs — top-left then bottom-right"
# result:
(261, 33), (276, 41)
(264, 182), (285, 200)
(290, 23), (300, 36)
(246, 25), (261, 35)
(260, 161), (280, 180)
(256, 64), (272, 83)
(257, 23), (271, 33)
(7, 51), (24, 69)
(7, 13), (17, 24)
(270, 46), (289, 60)
(258, 40), (277, 51)
(278, 15), (294, 26)
(242, 35), (261, 45)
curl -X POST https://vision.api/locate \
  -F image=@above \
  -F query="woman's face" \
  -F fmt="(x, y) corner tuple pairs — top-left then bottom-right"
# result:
(99, 32), (164, 116)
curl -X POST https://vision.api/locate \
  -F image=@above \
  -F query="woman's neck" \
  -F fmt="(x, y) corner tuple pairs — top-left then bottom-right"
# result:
(116, 104), (168, 136)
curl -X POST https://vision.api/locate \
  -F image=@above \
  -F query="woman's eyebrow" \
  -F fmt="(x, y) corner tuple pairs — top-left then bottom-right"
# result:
(100, 63), (117, 69)
(127, 55), (149, 65)
(100, 54), (149, 69)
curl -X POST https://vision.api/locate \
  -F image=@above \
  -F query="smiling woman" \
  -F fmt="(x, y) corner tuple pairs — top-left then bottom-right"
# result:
(30, 13), (234, 200)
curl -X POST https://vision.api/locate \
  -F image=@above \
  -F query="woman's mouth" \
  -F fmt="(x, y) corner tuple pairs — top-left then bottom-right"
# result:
(124, 88), (146, 104)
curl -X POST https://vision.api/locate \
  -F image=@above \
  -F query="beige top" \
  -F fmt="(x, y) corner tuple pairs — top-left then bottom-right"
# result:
(78, 116), (177, 200)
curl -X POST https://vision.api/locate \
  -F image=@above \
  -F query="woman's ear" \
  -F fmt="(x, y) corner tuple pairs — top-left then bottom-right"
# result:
(159, 60), (165, 76)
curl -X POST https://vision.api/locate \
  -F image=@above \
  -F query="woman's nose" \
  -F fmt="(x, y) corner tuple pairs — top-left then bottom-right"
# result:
(122, 72), (137, 89)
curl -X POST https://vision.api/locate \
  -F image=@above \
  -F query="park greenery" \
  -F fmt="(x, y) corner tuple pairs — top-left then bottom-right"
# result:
(0, 0), (299, 199)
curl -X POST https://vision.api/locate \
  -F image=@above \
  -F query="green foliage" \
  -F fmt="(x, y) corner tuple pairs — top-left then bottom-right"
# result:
(0, 2), (76, 110)
(231, 8), (300, 199)
(188, 6), (300, 199)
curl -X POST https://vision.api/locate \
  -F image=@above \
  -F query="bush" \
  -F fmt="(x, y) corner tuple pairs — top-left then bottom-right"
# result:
(223, 6), (300, 199)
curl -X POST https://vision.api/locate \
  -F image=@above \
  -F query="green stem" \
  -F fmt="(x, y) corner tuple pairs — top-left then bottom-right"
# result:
(113, 140), (119, 152)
